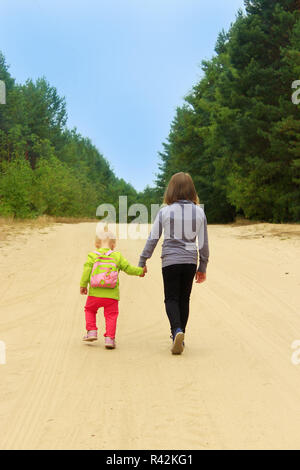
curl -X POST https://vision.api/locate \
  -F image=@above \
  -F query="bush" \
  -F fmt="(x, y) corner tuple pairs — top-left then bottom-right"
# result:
(0, 157), (34, 218)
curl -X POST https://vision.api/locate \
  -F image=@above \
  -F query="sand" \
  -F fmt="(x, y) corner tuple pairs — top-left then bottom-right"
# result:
(0, 222), (300, 450)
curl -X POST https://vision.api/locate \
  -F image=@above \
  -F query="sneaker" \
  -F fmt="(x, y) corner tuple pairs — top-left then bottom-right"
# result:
(105, 337), (116, 349)
(171, 329), (184, 355)
(170, 333), (185, 347)
(83, 330), (98, 342)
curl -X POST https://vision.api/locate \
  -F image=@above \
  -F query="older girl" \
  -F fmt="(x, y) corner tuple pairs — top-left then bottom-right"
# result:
(138, 172), (209, 355)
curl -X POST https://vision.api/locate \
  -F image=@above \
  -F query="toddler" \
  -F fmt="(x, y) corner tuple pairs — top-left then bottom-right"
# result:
(80, 230), (146, 349)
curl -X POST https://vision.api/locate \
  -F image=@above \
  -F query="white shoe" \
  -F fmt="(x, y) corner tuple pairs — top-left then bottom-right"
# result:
(171, 330), (184, 355)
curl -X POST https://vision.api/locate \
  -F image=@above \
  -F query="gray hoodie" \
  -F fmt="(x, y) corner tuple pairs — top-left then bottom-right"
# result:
(138, 200), (209, 273)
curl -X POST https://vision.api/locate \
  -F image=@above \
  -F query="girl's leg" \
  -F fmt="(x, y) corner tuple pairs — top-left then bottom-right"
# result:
(84, 296), (100, 331)
(162, 265), (182, 334)
(103, 299), (119, 339)
(179, 265), (197, 333)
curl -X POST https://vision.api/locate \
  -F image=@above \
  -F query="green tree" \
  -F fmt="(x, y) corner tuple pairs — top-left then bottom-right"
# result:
(0, 51), (139, 219)
(156, 0), (300, 222)
(0, 157), (34, 217)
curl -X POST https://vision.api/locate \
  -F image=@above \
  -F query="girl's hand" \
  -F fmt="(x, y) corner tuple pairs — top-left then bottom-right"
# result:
(140, 266), (147, 277)
(80, 287), (88, 295)
(195, 272), (206, 284)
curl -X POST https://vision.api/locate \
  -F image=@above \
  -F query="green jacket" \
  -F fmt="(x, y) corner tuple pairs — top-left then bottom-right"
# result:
(80, 247), (143, 300)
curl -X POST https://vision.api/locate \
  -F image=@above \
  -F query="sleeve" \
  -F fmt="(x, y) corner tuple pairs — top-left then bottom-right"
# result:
(138, 209), (163, 267)
(198, 213), (209, 273)
(80, 253), (94, 287)
(119, 254), (144, 276)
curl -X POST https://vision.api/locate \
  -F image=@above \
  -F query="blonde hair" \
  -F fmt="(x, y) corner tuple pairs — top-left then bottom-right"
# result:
(164, 172), (199, 205)
(95, 228), (116, 249)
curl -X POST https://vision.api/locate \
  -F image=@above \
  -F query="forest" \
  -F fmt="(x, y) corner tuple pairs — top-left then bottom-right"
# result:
(0, 0), (300, 223)
(0, 55), (138, 219)
(156, 0), (300, 222)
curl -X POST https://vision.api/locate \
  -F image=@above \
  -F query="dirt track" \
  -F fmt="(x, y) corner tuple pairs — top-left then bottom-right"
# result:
(1, 222), (300, 450)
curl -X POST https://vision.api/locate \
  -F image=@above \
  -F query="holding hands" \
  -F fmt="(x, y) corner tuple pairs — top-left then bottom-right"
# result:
(80, 266), (147, 295)
(140, 266), (206, 283)
(140, 266), (147, 278)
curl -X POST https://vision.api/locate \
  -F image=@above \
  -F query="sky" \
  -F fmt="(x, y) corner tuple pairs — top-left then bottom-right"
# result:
(0, 0), (245, 191)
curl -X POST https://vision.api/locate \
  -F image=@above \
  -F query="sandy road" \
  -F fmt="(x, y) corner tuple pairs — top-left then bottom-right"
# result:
(0, 222), (300, 450)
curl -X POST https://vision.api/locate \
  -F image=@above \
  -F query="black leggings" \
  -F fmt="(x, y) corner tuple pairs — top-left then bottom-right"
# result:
(162, 264), (197, 334)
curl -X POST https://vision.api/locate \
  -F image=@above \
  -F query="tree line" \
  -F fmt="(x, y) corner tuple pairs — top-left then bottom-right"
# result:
(1, 0), (300, 223)
(0, 53), (138, 218)
(155, 0), (300, 223)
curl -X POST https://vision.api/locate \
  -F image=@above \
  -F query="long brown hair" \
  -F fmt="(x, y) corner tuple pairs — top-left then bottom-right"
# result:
(163, 172), (199, 205)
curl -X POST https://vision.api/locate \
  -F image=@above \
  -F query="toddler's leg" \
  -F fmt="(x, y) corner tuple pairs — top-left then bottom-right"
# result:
(103, 299), (119, 339)
(84, 296), (100, 331)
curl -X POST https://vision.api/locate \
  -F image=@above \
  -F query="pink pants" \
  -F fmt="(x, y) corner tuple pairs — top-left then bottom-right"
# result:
(84, 296), (119, 339)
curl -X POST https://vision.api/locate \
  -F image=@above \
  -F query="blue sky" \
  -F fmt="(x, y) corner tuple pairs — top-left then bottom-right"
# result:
(0, 0), (245, 191)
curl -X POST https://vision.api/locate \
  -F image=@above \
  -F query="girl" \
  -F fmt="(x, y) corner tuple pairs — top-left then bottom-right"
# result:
(138, 172), (209, 355)
(80, 230), (146, 349)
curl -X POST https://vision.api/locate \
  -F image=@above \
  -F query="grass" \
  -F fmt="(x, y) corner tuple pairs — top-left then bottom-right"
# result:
(230, 217), (262, 227)
(0, 216), (98, 244)
(1, 216), (299, 245)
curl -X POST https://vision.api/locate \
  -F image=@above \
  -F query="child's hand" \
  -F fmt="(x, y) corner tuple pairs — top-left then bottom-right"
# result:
(195, 272), (206, 284)
(140, 266), (147, 277)
(80, 287), (88, 295)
